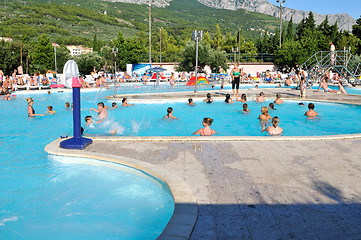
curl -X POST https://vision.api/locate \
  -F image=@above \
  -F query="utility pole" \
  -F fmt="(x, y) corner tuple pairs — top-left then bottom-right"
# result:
(276, 0), (286, 48)
(192, 30), (203, 93)
(148, 0), (154, 63)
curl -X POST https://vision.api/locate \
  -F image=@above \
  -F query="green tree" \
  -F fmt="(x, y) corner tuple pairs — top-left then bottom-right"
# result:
(275, 40), (304, 71)
(56, 45), (72, 73)
(352, 16), (361, 40)
(286, 17), (294, 40)
(211, 25), (224, 49)
(92, 34), (99, 52)
(203, 31), (212, 46)
(31, 34), (54, 72)
(177, 41), (227, 73)
(338, 32), (361, 55)
(73, 51), (105, 74)
(0, 40), (21, 75)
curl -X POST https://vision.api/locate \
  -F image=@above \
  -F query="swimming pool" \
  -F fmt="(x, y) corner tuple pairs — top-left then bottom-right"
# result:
(0, 93), (174, 239)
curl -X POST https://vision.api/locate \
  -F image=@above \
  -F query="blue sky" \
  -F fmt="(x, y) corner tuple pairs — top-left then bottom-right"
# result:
(281, 0), (360, 19)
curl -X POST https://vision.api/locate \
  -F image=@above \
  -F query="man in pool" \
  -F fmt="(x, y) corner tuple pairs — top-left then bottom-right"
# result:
(122, 98), (134, 107)
(90, 102), (109, 123)
(188, 98), (195, 106)
(305, 103), (319, 118)
(317, 78), (337, 93)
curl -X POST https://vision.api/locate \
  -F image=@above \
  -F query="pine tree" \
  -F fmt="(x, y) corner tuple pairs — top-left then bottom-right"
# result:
(286, 16), (294, 40)
(92, 34), (99, 52)
(212, 25), (224, 49)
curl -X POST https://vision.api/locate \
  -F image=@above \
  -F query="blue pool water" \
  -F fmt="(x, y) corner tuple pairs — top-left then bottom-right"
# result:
(0, 91), (174, 239)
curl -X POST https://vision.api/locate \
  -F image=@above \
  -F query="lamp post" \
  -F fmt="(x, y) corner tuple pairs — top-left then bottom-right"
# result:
(148, 0), (154, 63)
(232, 47), (239, 63)
(192, 30), (203, 93)
(112, 47), (118, 97)
(159, 27), (162, 63)
(54, 46), (57, 73)
(238, 27), (242, 62)
(276, 0), (286, 48)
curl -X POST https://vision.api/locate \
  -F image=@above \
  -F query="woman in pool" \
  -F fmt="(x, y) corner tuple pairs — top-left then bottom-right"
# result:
(262, 116), (283, 135)
(225, 93), (233, 103)
(27, 98), (44, 117)
(164, 107), (178, 119)
(204, 93), (213, 103)
(258, 106), (271, 122)
(236, 93), (247, 102)
(193, 118), (216, 136)
(274, 94), (284, 104)
(188, 98), (195, 106)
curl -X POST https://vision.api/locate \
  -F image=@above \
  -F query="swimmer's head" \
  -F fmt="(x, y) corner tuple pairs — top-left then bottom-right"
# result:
(211, 85), (214, 89)
(167, 107), (173, 116)
(85, 115), (92, 123)
(220, 85), (224, 89)
(122, 98), (127, 103)
(241, 93), (246, 100)
(206, 93), (211, 99)
(308, 103), (315, 110)
(269, 103), (275, 110)
(261, 106), (269, 115)
(255, 85), (258, 89)
(272, 116), (280, 127)
(299, 102), (305, 106)
(112, 102), (117, 107)
(188, 98), (193, 104)
(48, 91), (51, 94)
(276, 94), (281, 99)
(47, 106), (53, 111)
(225, 93), (231, 103)
(26, 97), (34, 104)
(260, 92), (264, 96)
(97, 102), (105, 108)
(243, 103), (248, 110)
(65, 102), (70, 108)
(203, 117), (213, 126)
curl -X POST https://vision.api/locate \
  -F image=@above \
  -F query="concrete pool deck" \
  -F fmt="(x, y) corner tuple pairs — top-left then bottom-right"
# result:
(47, 87), (361, 240)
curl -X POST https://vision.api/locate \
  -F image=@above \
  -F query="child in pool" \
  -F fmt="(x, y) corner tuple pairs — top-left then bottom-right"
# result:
(46, 106), (55, 115)
(90, 102), (109, 123)
(111, 102), (118, 109)
(204, 93), (213, 103)
(188, 98), (195, 106)
(258, 106), (272, 122)
(262, 116), (283, 135)
(193, 117), (216, 136)
(164, 107), (178, 119)
(242, 103), (250, 113)
(305, 103), (319, 118)
(122, 98), (134, 107)
(236, 93), (247, 102)
(84, 115), (95, 128)
(269, 103), (276, 110)
(225, 93), (233, 103)
(65, 102), (70, 109)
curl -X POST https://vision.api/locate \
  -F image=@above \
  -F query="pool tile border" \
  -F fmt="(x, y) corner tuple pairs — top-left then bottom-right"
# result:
(44, 139), (198, 240)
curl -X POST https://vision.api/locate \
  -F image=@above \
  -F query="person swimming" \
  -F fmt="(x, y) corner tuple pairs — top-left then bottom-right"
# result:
(258, 106), (272, 122)
(255, 92), (265, 103)
(46, 106), (55, 115)
(111, 102), (118, 109)
(236, 93), (247, 102)
(27, 98), (44, 117)
(242, 103), (250, 113)
(122, 98), (134, 107)
(305, 103), (319, 118)
(274, 94), (284, 104)
(90, 102), (109, 123)
(164, 107), (178, 119)
(269, 103), (276, 110)
(225, 93), (233, 103)
(193, 117), (216, 136)
(188, 98), (195, 106)
(262, 116), (283, 135)
(204, 93), (213, 103)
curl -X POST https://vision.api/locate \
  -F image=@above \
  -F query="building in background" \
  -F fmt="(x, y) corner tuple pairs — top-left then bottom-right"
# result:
(66, 45), (93, 56)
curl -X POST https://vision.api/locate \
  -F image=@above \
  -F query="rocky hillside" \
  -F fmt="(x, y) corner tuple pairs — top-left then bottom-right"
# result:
(106, 0), (355, 31)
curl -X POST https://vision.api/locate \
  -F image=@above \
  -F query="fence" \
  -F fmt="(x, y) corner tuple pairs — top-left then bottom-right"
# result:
(139, 53), (275, 63)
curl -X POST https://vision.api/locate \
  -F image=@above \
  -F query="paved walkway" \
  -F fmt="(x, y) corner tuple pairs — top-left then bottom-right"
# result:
(79, 138), (361, 240)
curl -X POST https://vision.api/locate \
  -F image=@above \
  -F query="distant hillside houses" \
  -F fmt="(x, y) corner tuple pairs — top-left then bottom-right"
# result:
(66, 45), (93, 56)
(0, 37), (13, 42)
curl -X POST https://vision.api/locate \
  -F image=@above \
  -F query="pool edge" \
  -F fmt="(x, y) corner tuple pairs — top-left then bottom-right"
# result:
(44, 139), (198, 240)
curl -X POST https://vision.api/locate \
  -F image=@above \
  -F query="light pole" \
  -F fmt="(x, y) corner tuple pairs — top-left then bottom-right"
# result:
(238, 27), (242, 62)
(192, 30), (203, 93)
(54, 46), (57, 73)
(232, 47), (238, 63)
(276, 0), (286, 48)
(159, 27), (162, 63)
(148, 0), (154, 63)
(112, 47), (118, 97)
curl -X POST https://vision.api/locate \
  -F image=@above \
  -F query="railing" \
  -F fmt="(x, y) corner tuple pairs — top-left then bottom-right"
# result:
(139, 53), (275, 63)
(302, 50), (361, 84)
